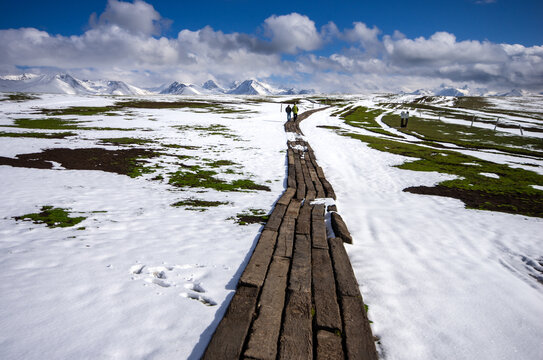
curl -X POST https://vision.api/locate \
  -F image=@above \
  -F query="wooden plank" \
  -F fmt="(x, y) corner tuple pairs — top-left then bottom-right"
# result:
(306, 189), (317, 201)
(328, 237), (360, 297)
(288, 234), (311, 293)
(321, 179), (336, 200)
(264, 203), (287, 232)
(288, 149), (295, 165)
(239, 229), (278, 288)
(331, 212), (353, 244)
(312, 204), (325, 219)
(312, 248), (342, 331)
(341, 295), (378, 360)
(295, 204), (312, 235)
(316, 330), (344, 360)
(285, 199), (302, 218)
(302, 161), (316, 195)
(312, 208), (328, 250)
(279, 291), (313, 359)
(202, 285), (258, 360)
(277, 187), (296, 206)
(288, 164), (296, 189)
(316, 165), (325, 179)
(275, 217), (295, 259)
(294, 156), (306, 200)
(244, 258), (290, 360)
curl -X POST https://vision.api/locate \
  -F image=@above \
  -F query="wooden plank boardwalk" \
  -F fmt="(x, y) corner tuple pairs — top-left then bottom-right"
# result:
(203, 107), (378, 360)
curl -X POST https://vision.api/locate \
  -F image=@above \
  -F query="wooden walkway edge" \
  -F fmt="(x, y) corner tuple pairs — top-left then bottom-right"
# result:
(203, 107), (378, 359)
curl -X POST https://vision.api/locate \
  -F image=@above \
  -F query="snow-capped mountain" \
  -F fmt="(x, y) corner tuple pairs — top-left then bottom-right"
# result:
(159, 82), (202, 95)
(0, 73), (150, 95)
(407, 84), (533, 97)
(202, 80), (225, 93)
(227, 79), (276, 95)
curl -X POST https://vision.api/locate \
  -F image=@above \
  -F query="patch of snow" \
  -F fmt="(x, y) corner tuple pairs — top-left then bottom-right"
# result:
(479, 172), (500, 179)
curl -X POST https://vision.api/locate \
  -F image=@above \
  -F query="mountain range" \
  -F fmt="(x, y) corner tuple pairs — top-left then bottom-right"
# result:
(407, 84), (535, 97)
(0, 73), (538, 97)
(0, 73), (314, 96)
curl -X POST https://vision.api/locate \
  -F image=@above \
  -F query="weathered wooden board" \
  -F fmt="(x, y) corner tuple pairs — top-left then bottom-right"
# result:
(341, 295), (378, 360)
(312, 205), (328, 250)
(202, 285), (258, 360)
(328, 237), (360, 297)
(279, 291), (313, 359)
(244, 258), (290, 360)
(312, 248), (342, 331)
(331, 212), (353, 244)
(264, 203), (287, 232)
(239, 229), (278, 288)
(285, 198), (302, 218)
(275, 217), (295, 259)
(277, 187), (296, 206)
(288, 234), (311, 293)
(316, 330), (344, 360)
(295, 204), (312, 235)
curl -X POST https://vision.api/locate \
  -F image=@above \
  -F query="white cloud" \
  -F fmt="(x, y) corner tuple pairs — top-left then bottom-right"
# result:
(90, 0), (168, 36)
(0, 1), (541, 93)
(343, 22), (382, 54)
(263, 13), (323, 54)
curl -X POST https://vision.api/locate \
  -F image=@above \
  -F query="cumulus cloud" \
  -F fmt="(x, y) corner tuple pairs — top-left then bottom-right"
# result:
(343, 22), (382, 54)
(89, 0), (169, 36)
(0, 0), (541, 93)
(262, 13), (323, 54)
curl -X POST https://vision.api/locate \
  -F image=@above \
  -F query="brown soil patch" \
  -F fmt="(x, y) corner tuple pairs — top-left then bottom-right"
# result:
(404, 185), (543, 218)
(0, 148), (156, 176)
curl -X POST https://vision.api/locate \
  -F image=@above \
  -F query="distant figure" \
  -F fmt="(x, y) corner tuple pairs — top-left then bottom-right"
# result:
(400, 111), (409, 128)
(292, 103), (299, 121)
(285, 104), (292, 121)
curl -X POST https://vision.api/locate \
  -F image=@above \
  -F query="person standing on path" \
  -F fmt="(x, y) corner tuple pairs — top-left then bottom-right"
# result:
(285, 104), (292, 121)
(292, 103), (299, 121)
(400, 111), (405, 128)
(404, 110), (409, 128)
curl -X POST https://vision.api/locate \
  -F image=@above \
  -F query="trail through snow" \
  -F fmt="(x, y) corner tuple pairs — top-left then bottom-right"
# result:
(301, 110), (543, 360)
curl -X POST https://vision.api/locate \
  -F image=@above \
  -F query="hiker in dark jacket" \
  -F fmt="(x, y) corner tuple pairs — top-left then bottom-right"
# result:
(285, 105), (292, 121)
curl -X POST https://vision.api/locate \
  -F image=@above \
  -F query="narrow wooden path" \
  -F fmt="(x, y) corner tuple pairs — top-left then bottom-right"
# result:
(203, 108), (378, 359)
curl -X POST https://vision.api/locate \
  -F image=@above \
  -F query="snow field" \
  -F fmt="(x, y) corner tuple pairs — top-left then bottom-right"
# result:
(0, 95), (287, 359)
(301, 109), (543, 360)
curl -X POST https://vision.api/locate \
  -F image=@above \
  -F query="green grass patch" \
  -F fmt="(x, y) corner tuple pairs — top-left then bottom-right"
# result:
(0, 131), (76, 139)
(1, 93), (40, 102)
(340, 106), (400, 137)
(14, 206), (86, 228)
(381, 115), (543, 157)
(208, 159), (237, 167)
(343, 133), (543, 217)
(168, 165), (270, 192)
(229, 208), (269, 225)
(162, 144), (200, 150)
(35, 100), (241, 117)
(37, 106), (119, 116)
(99, 137), (154, 146)
(8, 117), (129, 131)
(171, 198), (229, 211)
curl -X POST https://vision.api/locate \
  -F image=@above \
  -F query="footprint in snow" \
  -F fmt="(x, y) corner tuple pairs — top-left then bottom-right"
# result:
(181, 292), (217, 306)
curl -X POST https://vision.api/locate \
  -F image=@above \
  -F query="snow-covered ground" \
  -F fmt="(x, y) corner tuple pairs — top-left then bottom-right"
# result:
(0, 94), (288, 359)
(1, 93), (542, 359)
(301, 109), (543, 360)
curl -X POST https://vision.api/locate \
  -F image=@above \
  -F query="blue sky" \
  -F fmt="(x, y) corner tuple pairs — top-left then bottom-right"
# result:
(1, 0), (542, 93)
